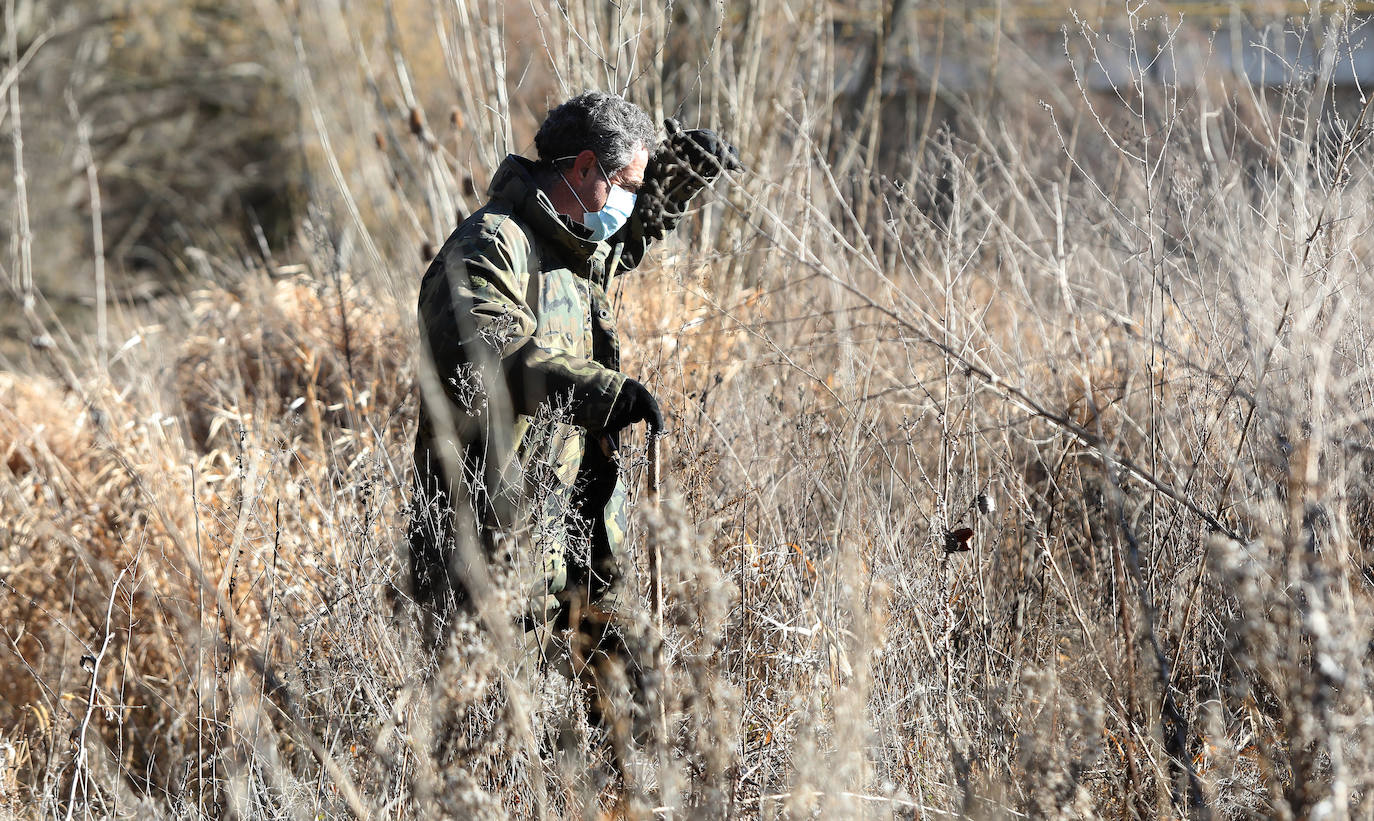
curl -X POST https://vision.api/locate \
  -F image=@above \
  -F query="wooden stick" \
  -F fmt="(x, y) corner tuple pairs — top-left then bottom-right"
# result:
(647, 432), (662, 500)
(647, 431), (663, 626)
(646, 432), (668, 764)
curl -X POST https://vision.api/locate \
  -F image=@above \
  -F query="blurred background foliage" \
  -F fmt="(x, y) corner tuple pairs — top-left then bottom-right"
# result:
(9, 0), (1369, 322)
(4, 0), (299, 280)
(2, 0), (975, 318)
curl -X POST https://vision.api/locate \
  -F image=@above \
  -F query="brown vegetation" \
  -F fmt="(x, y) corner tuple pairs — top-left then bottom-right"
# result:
(5, 1), (1374, 818)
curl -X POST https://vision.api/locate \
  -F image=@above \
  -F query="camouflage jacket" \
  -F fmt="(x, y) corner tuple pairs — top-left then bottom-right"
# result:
(412, 154), (647, 610)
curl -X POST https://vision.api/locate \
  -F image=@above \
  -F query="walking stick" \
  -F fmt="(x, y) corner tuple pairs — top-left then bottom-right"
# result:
(647, 433), (663, 624)
(645, 432), (669, 759)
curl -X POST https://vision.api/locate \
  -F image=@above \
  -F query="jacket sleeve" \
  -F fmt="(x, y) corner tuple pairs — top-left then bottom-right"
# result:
(418, 225), (625, 431)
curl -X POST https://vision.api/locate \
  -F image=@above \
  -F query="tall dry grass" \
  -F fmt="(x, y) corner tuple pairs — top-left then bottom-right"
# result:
(4, 0), (1374, 818)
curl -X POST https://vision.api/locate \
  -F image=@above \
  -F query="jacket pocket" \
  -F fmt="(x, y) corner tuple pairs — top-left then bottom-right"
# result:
(587, 282), (620, 370)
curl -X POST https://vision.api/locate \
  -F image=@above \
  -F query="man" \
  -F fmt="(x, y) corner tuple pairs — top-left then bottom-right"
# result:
(408, 91), (738, 730)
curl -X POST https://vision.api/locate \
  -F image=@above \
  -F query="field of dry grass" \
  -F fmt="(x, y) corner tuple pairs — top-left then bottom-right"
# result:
(5, 0), (1374, 818)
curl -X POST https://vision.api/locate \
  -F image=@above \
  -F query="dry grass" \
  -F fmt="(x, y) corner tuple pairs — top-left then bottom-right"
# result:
(5, 1), (1374, 818)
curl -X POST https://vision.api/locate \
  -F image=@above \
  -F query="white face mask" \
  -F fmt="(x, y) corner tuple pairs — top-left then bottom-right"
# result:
(559, 157), (637, 242)
(583, 182), (636, 241)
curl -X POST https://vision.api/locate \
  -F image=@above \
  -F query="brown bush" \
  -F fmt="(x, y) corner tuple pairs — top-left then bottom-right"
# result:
(174, 274), (414, 454)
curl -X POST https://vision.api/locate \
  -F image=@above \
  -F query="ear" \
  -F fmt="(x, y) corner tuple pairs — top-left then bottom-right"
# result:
(573, 149), (599, 181)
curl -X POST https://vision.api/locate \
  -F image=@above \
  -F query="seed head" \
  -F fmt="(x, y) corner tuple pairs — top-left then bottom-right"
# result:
(976, 492), (996, 516)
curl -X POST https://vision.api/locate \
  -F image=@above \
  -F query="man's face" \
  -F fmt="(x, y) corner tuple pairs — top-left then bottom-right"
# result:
(563, 145), (649, 213)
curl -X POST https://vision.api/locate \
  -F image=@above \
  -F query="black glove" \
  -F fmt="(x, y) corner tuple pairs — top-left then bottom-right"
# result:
(603, 378), (664, 434)
(662, 118), (743, 180)
(633, 118), (743, 241)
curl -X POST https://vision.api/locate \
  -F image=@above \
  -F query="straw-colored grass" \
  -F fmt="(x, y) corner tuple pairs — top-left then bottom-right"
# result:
(6, 1), (1374, 818)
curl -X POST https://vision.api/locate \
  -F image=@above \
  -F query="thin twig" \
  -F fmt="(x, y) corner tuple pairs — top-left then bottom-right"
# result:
(65, 568), (129, 821)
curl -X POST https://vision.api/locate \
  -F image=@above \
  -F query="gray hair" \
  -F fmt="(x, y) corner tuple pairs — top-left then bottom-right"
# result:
(534, 91), (656, 173)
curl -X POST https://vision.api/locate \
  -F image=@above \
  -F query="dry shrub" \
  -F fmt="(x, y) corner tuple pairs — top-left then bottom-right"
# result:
(0, 373), (93, 478)
(0, 377), (211, 808)
(1, 268), (416, 812)
(174, 274), (414, 453)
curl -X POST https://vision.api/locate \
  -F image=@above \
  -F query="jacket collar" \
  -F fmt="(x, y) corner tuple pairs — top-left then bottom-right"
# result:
(487, 154), (608, 271)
